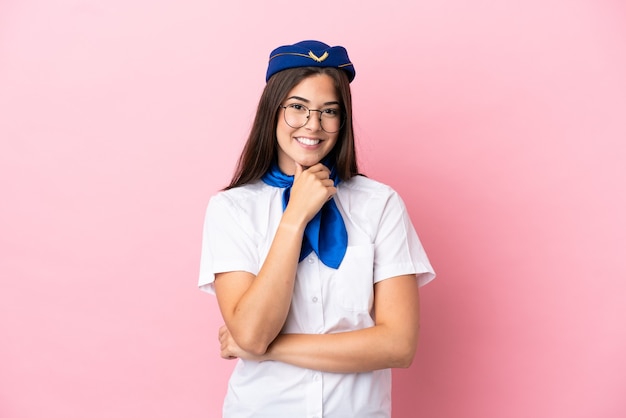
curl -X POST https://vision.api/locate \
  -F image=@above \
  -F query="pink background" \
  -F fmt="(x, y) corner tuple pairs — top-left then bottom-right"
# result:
(1, 0), (625, 417)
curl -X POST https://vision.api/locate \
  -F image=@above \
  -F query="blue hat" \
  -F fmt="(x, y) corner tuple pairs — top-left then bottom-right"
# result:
(266, 40), (355, 83)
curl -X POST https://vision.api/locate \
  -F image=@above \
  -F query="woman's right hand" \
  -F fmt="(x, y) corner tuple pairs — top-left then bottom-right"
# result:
(284, 162), (337, 225)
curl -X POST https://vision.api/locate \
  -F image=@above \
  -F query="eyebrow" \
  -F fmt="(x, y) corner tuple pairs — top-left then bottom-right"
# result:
(285, 96), (340, 107)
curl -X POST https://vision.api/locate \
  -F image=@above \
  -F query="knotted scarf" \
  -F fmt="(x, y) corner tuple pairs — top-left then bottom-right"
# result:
(261, 162), (347, 269)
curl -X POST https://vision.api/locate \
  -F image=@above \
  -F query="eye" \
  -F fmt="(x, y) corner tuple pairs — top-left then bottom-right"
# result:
(322, 108), (339, 117)
(287, 103), (306, 112)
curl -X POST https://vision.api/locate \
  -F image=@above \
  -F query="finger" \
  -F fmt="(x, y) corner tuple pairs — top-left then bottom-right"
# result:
(316, 170), (331, 180)
(312, 166), (332, 180)
(218, 325), (228, 340)
(294, 162), (304, 179)
(307, 162), (330, 173)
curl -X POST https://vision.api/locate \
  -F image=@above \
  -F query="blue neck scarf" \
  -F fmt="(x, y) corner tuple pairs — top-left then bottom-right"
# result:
(262, 162), (347, 269)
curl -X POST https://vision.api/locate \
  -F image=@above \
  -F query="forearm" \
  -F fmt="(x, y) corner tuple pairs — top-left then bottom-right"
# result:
(264, 325), (418, 373)
(261, 275), (420, 372)
(218, 215), (306, 355)
(217, 164), (345, 355)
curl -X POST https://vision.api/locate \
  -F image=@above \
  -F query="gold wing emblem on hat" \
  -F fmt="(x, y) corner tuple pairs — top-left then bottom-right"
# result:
(308, 51), (329, 62)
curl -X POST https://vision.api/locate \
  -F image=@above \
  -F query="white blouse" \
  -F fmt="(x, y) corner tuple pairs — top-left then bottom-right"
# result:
(199, 175), (435, 418)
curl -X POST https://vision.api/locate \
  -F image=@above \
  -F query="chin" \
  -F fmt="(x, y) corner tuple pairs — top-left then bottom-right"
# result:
(300, 158), (323, 169)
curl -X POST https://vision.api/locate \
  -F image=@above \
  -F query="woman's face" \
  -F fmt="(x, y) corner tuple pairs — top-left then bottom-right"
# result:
(276, 73), (340, 175)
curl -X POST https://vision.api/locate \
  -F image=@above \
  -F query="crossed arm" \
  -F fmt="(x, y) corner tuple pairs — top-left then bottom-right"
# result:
(213, 162), (421, 373)
(216, 272), (420, 373)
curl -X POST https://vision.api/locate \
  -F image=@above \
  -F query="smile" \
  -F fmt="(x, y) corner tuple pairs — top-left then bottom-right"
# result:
(295, 137), (321, 146)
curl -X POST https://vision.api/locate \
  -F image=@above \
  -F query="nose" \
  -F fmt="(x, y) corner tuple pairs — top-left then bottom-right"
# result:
(304, 109), (323, 131)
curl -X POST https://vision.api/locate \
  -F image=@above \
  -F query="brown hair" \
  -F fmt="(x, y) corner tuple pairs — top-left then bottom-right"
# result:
(225, 66), (358, 190)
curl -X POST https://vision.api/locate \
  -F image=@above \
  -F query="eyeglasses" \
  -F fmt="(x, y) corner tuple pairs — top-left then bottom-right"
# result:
(279, 103), (344, 133)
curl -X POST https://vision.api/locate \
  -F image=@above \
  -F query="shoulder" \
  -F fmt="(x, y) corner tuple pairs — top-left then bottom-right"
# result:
(336, 175), (408, 229)
(341, 174), (394, 193)
(209, 181), (273, 210)
(205, 181), (284, 234)
(205, 181), (277, 225)
(339, 175), (401, 203)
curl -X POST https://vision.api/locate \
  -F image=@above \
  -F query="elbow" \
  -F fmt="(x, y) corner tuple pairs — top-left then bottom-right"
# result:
(225, 319), (277, 357)
(241, 342), (269, 357)
(236, 333), (272, 357)
(391, 346), (416, 369)
(391, 323), (420, 368)
(388, 337), (418, 369)
(396, 350), (416, 368)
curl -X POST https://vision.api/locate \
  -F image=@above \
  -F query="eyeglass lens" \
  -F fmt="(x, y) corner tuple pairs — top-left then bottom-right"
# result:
(283, 104), (343, 133)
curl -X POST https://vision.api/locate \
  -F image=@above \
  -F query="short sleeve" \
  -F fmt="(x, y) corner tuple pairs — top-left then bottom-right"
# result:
(373, 191), (435, 287)
(198, 193), (260, 294)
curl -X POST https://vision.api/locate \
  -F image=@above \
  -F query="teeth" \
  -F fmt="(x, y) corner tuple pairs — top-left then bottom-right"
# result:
(295, 137), (320, 145)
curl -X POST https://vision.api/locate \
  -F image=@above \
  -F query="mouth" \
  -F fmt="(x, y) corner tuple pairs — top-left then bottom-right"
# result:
(295, 137), (321, 146)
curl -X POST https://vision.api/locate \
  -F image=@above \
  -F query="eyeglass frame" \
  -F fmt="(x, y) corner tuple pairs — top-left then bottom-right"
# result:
(278, 103), (345, 133)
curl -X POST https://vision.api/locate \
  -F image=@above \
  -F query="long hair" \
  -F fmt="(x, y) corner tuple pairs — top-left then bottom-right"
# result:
(225, 66), (358, 190)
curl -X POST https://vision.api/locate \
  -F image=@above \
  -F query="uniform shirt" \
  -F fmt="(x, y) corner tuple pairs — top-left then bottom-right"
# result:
(199, 175), (435, 418)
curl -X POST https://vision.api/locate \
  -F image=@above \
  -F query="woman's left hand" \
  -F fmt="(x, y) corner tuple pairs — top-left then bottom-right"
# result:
(218, 324), (266, 361)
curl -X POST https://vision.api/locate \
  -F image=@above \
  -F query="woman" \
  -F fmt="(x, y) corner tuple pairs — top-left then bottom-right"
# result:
(199, 40), (435, 417)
